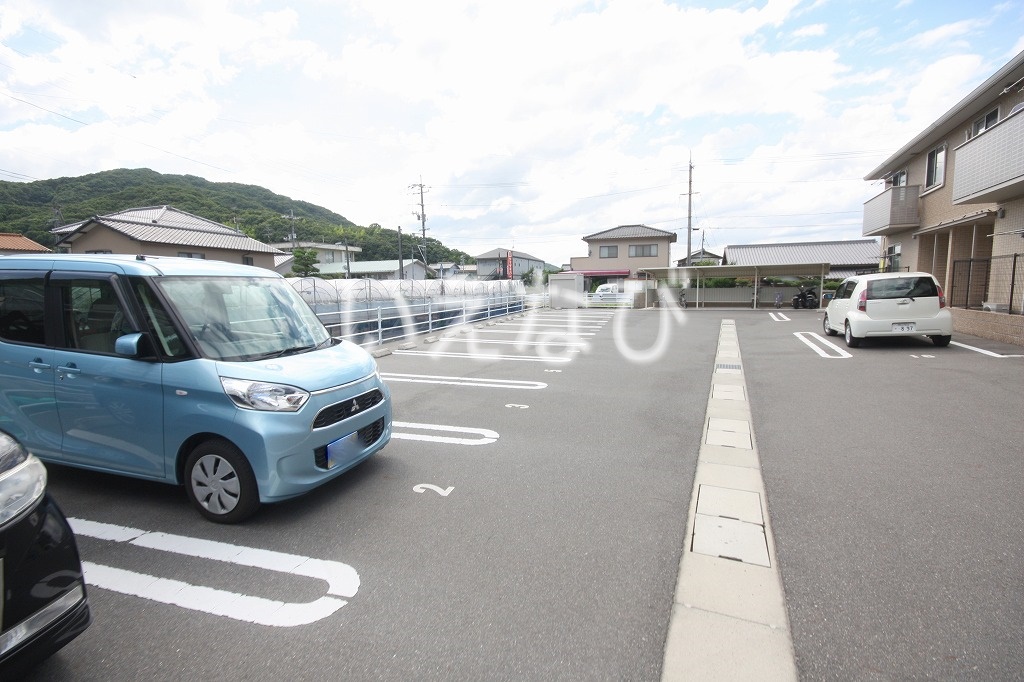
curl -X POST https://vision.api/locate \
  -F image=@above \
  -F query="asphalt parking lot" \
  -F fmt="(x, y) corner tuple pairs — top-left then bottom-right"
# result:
(29, 307), (1024, 680)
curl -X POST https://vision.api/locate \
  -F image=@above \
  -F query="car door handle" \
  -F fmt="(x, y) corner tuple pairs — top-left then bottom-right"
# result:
(57, 363), (81, 379)
(29, 358), (52, 372)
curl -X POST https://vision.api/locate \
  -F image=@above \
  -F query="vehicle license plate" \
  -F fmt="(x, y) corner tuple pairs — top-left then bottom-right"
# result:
(325, 431), (359, 469)
(892, 322), (916, 332)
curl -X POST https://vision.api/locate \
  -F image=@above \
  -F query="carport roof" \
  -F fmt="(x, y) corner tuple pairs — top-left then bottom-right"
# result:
(640, 263), (833, 280)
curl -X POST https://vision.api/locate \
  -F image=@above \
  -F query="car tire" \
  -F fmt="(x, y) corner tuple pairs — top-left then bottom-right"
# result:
(931, 334), (952, 347)
(823, 313), (838, 336)
(844, 321), (861, 348)
(185, 439), (260, 524)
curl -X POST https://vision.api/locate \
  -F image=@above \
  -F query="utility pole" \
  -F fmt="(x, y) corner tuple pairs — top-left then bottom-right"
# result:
(343, 237), (351, 279)
(410, 179), (427, 263)
(398, 226), (404, 280)
(686, 156), (693, 266)
(281, 209), (298, 247)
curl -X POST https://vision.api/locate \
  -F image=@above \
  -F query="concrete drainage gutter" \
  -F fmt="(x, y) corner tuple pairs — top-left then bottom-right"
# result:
(661, 319), (798, 681)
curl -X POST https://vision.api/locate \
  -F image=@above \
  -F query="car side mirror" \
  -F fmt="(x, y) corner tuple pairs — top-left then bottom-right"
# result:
(114, 332), (145, 357)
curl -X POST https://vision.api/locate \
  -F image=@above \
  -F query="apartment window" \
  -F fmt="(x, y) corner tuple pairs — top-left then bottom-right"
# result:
(599, 245), (618, 258)
(178, 252), (206, 259)
(628, 244), (658, 257)
(889, 170), (907, 188)
(969, 108), (998, 139)
(885, 242), (901, 272)
(925, 145), (945, 189)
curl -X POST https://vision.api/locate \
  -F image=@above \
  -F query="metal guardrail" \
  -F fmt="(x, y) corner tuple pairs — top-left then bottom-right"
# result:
(315, 294), (549, 346)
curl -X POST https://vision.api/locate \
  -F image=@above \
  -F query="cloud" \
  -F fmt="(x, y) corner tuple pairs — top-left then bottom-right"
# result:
(1, 0), (1022, 267)
(792, 23), (827, 38)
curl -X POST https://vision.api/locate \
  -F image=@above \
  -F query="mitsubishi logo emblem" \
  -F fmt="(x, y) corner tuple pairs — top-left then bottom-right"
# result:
(349, 399), (360, 414)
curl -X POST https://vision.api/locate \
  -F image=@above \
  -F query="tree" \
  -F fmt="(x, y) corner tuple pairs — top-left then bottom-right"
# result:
(291, 248), (320, 277)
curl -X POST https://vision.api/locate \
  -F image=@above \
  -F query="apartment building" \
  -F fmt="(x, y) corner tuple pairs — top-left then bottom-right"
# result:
(863, 49), (1024, 344)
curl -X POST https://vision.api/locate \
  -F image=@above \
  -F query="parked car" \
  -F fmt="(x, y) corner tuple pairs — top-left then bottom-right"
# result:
(594, 283), (619, 300)
(0, 255), (392, 523)
(0, 431), (90, 678)
(822, 272), (953, 348)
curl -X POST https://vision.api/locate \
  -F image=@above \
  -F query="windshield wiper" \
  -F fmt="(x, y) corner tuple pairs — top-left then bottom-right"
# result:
(249, 338), (333, 360)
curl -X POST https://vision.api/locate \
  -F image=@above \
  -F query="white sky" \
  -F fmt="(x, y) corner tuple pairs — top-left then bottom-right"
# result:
(2, 0), (1023, 266)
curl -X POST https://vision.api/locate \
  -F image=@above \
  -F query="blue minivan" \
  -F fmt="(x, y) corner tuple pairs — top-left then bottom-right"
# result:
(0, 254), (392, 523)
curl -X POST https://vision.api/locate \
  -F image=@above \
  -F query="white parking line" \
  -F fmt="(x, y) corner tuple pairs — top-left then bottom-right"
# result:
(442, 338), (588, 347)
(490, 322), (604, 329)
(793, 332), (852, 358)
(69, 518), (359, 627)
(391, 421), (499, 445)
(381, 373), (546, 390)
(951, 341), (1024, 357)
(769, 312), (790, 321)
(473, 329), (595, 336)
(392, 350), (571, 363)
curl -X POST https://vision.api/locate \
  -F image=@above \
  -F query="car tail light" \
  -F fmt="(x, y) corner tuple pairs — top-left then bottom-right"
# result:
(857, 290), (867, 312)
(937, 283), (947, 308)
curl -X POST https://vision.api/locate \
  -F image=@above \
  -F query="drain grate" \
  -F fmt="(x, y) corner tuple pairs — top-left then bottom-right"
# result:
(716, 363), (742, 370)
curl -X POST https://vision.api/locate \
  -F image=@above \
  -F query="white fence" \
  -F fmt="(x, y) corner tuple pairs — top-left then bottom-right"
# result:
(287, 277), (534, 346)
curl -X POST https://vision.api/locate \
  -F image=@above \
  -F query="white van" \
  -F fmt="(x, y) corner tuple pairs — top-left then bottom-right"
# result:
(0, 254), (392, 522)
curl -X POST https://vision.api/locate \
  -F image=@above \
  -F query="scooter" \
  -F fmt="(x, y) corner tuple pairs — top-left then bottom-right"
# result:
(792, 287), (818, 309)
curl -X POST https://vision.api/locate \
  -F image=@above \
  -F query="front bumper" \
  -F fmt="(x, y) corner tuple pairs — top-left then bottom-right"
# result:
(0, 494), (90, 678)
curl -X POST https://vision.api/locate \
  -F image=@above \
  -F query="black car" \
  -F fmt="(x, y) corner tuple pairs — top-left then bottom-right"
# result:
(0, 431), (90, 678)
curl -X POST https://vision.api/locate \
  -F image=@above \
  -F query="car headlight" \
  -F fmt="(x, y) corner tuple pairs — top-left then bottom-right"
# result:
(221, 378), (310, 411)
(0, 433), (47, 526)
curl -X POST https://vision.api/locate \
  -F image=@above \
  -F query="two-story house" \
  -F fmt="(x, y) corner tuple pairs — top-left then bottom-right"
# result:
(863, 49), (1024, 343)
(271, 240), (361, 277)
(52, 206), (283, 269)
(474, 249), (546, 280)
(569, 224), (677, 287)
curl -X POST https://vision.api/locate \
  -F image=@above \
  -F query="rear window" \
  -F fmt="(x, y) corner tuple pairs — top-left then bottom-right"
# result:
(865, 276), (937, 300)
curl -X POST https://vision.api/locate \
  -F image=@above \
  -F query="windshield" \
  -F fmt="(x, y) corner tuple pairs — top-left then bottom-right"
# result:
(866, 276), (938, 300)
(155, 276), (331, 361)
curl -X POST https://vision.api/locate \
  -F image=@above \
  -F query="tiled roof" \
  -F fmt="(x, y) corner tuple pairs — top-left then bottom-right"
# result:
(583, 224), (678, 242)
(724, 239), (879, 267)
(473, 248), (545, 261)
(0, 232), (50, 253)
(54, 206), (283, 254)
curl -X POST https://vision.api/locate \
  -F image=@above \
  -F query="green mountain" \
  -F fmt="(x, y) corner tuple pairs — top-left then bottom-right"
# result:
(0, 168), (472, 265)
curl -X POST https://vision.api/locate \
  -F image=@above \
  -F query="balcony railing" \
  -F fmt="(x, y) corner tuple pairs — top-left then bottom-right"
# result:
(953, 108), (1024, 205)
(862, 185), (920, 236)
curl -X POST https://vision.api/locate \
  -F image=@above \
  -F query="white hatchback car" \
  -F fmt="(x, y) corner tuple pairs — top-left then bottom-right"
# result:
(822, 272), (953, 348)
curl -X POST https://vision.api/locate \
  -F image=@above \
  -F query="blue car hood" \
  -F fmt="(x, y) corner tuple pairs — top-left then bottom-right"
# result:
(215, 341), (378, 391)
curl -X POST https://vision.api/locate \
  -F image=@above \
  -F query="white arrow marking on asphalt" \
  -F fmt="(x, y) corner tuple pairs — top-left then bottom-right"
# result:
(68, 518), (359, 627)
(392, 421), (499, 445)
(413, 484), (454, 496)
